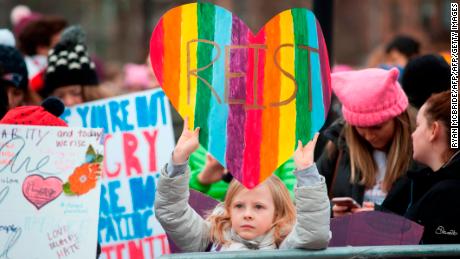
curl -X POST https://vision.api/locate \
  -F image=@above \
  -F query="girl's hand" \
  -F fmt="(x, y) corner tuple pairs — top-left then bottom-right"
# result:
(294, 133), (319, 170)
(172, 117), (200, 164)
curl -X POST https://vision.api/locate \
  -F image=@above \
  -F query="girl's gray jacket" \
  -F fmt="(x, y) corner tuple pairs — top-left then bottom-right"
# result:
(154, 162), (331, 252)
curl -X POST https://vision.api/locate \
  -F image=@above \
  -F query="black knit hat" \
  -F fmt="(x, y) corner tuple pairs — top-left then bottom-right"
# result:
(0, 44), (28, 91)
(402, 54), (450, 109)
(42, 26), (98, 97)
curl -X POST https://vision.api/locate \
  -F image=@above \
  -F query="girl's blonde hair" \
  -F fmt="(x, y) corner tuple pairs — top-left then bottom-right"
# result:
(207, 175), (296, 247)
(345, 110), (414, 192)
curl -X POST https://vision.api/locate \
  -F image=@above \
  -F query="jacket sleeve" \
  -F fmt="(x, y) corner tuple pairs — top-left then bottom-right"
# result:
(154, 163), (211, 252)
(280, 167), (331, 250)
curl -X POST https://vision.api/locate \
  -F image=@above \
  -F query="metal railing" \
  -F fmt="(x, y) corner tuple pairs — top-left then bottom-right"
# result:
(161, 244), (460, 258)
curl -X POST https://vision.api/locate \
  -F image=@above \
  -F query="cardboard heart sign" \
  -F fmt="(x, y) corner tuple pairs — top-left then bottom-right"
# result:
(150, 3), (331, 188)
(22, 175), (63, 209)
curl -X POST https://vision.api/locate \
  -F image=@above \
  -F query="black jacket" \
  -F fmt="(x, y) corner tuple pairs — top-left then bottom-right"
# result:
(381, 152), (460, 244)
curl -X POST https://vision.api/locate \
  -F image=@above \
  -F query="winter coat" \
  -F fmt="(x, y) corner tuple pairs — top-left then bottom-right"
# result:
(154, 164), (331, 252)
(381, 152), (460, 244)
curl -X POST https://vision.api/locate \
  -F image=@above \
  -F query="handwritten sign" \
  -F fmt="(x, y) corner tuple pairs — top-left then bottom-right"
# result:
(150, 3), (331, 188)
(0, 125), (103, 259)
(63, 89), (175, 259)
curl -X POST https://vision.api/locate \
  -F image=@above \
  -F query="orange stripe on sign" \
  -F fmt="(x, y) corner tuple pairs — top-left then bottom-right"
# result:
(260, 15), (281, 182)
(163, 7), (182, 108)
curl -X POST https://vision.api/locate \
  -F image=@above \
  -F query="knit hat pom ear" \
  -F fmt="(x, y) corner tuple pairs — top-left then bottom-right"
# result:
(59, 25), (86, 46)
(389, 67), (400, 81)
(41, 97), (65, 117)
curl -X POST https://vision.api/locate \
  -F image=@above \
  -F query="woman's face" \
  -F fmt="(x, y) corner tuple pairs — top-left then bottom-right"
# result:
(52, 85), (83, 107)
(412, 104), (432, 164)
(355, 119), (396, 151)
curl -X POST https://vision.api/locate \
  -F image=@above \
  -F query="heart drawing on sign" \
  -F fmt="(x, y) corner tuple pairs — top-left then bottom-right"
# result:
(22, 175), (63, 210)
(150, 3), (331, 188)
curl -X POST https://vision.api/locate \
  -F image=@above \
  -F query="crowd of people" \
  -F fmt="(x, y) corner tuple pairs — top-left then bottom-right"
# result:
(0, 4), (457, 257)
(0, 5), (158, 115)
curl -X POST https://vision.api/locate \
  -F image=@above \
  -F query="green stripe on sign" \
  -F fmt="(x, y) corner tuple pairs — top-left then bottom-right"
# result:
(195, 3), (215, 148)
(292, 8), (311, 146)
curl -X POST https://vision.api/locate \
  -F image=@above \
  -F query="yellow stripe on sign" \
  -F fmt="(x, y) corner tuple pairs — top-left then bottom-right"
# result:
(179, 4), (198, 129)
(277, 11), (297, 166)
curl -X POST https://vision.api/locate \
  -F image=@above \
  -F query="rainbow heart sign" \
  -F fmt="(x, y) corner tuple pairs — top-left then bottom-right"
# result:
(150, 3), (331, 188)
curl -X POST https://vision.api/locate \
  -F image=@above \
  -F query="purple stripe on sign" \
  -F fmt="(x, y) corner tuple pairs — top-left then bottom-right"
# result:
(225, 15), (249, 182)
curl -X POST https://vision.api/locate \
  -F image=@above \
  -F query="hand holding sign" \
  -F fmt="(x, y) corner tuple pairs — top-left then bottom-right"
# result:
(294, 133), (319, 170)
(173, 118), (200, 164)
(150, 3), (331, 188)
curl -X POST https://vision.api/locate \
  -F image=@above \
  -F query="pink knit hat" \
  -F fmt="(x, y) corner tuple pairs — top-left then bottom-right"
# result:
(332, 68), (408, 127)
(123, 63), (154, 90)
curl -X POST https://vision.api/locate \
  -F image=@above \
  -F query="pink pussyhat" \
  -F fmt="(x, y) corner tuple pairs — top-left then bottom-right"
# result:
(332, 67), (408, 127)
(10, 5), (42, 36)
(123, 63), (153, 90)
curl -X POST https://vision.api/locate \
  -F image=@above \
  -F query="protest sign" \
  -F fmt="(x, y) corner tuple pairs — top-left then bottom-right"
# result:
(0, 125), (103, 259)
(64, 89), (175, 258)
(150, 2), (331, 188)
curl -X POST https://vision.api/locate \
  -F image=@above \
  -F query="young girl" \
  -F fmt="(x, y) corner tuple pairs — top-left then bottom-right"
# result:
(317, 68), (415, 217)
(155, 119), (331, 252)
(381, 91), (460, 244)
(187, 145), (297, 201)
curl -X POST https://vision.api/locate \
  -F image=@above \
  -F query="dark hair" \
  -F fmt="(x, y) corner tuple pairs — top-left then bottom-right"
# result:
(424, 91), (459, 155)
(385, 35), (420, 58)
(402, 54), (450, 108)
(18, 16), (67, 56)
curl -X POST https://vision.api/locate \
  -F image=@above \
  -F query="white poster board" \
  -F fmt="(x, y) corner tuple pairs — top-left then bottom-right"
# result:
(63, 89), (175, 258)
(0, 125), (103, 259)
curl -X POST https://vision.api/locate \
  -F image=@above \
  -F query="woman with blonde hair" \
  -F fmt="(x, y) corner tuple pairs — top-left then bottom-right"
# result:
(154, 119), (330, 252)
(317, 68), (415, 217)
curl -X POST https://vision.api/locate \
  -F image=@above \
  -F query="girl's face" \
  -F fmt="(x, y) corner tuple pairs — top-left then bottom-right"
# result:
(355, 119), (396, 151)
(52, 85), (83, 107)
(230, 183), (275, 240)
(412, 104), (432, 164)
